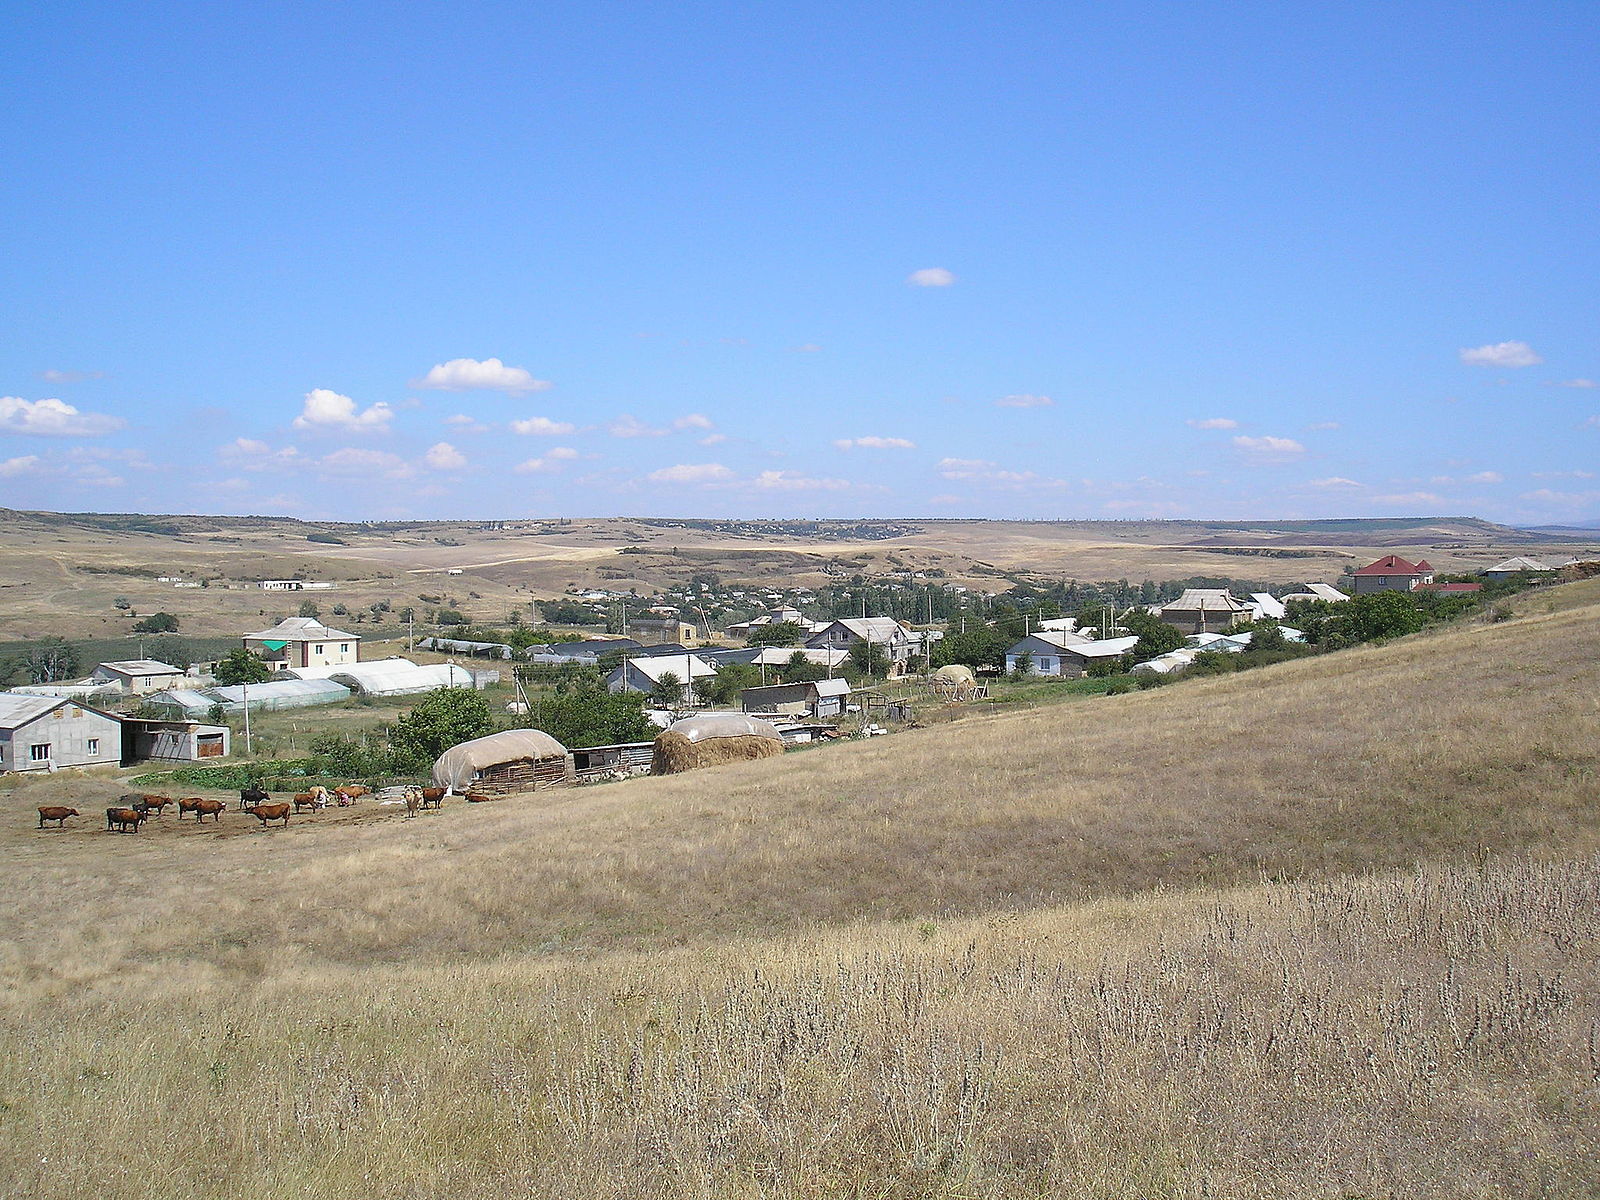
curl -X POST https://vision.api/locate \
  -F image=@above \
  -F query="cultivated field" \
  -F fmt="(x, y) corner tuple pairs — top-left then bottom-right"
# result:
(0, 579), (1597, 1196)
(3, 508), (1596, 642)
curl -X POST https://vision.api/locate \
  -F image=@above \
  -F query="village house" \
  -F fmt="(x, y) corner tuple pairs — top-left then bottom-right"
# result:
(629, 615), (701, 644)
(243, 616), (361, 672)
(740, 677), (852, 718)
(88, 659), (186, 695)
(1350, 555), (1433, 594)
(805, 617), (922, 664)
(1005, 633), (1140, 678)
(0, 693), (123, 773)
(1480, 555), (1575, 581)
(1280, 582), (1350, 605)
(606, 652), (718, 696)
(1158, 589), (1254, 636)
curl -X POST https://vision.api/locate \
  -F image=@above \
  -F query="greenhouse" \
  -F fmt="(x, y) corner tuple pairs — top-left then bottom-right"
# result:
(207, 678), (353, 713)
(288, 658), (478, 696)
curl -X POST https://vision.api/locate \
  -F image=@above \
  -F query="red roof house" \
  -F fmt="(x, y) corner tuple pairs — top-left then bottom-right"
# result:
(1350, 555), (1435, 594)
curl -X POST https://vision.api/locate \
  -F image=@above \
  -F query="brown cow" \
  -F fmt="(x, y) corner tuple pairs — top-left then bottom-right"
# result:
(194, 798), (227, 822)
(38, 806), (78, 829)
(177, 797), (206, 819)
(105, 807), (146, 833)
(339, 784), (369, 798)
(465, 791), (495, 803)
(139, 796), (174, 816)
(248, 802), (291, 829)
(292, 793), (321, 814)
(419, 787), (446, 810)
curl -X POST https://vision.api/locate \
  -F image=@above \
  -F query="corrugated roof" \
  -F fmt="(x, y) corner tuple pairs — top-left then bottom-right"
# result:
(211, 678), (353, 704)
(616, 654), (717, 682)
(243, 616), (360, 641)
(0, 693), (73, 728)
(1063, 635), (1140, 658)
(291, 659), (474, 694)
(814, 678), (852, 697)
(94, 659), (183, 675)
(1161, 589), (1251, 612)
(1485, 556), (1554, 573)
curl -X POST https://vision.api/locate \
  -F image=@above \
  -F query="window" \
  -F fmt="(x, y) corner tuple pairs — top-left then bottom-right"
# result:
(87, 738), (99, 755)
(72, 707), (83, 718)
(53, 708), (65, 719)
(315, 644), (325, 654)
(30, 743), (51, 762)
(1039, 657), (1053, 670)
(340, 643), (349, 653)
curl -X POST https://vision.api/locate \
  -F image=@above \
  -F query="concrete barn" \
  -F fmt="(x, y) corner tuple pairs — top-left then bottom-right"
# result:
(243, 616), (361, 672)
(121, 717), (230, 763)
(0, 693), (123, 774)
(89, 659), (186, 695)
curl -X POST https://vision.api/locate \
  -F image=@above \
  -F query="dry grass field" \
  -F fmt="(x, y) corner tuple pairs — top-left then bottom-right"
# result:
(3, 507), (1596, 641)
(1, 579), (1598, 1197)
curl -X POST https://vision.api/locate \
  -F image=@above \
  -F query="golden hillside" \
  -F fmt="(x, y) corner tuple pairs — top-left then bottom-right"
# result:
(2, 579), (1598, 1197)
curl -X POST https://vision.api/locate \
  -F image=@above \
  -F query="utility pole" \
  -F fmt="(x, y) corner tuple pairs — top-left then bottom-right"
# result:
(241, 679), (252, 755)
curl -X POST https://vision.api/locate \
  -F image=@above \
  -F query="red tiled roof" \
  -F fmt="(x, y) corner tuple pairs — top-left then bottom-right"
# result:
(1353, 554), (1428, 576)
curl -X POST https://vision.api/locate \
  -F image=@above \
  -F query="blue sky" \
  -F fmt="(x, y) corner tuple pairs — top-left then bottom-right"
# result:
(2, 2), (1597, 524)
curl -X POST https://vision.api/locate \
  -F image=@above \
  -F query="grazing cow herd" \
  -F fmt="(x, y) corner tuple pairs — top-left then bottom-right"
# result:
(34, 781), (453, 836)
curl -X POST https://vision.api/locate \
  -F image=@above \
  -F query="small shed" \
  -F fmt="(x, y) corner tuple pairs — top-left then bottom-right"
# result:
(571, 741), (655, 781)
(89, 659), (186, 694)
(740, 677), (851, 718)
(652, 713), (785, 775)
(432, 729), (573, 795)
(121, 717), (230, 764)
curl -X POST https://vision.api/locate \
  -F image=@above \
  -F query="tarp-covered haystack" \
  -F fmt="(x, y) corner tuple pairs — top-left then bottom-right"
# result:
(652, 713), (785, 775)
(432, 729), (572, 796)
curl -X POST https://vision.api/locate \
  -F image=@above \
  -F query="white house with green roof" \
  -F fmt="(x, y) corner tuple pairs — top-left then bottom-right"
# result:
(243, 616), (360, 672)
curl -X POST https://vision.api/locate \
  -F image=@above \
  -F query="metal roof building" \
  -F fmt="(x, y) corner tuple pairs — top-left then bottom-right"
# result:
(288, 658), (479, 696)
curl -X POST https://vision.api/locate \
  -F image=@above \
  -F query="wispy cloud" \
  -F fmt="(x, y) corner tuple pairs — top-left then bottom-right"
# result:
(1519, 488), (1600, 509)
(514, 446), (579, 474)
(1307, 420), (1341, 431)
(907, 267), (955, 287)
(293, 388), (392, 433)
(319, 447), (413, 478)
(410, 357), (551, 394)
(995, 394), (1053, 409)
(445, 413), (490, 433)
(610, 414), (667, 438)
(646, 462), (734, 484)
(834, 435), (916, 450)
(424, 442), (468, 470)
(936, 457), (1061, 489)
(0, 396), (125, 437)
(1187, 417), (1238, 430)
(752, 470), (851, 491)
(673, 413), (714, 431)
(510, 416), (576, 436)
(0, 455), (41, 476)
(1232, 435), (1306, 461)
(1309, 476), (1363, 488)
(1466, 470), (1504, 484)
(1459, 340), (1542, 368)
(1549, 378), (1597, 388)
(1369, 491), (1445, 507)
(38, 369), (105, 384)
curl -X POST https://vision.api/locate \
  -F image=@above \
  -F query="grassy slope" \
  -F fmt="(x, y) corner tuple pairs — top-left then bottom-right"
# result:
(2, 580), (1599, 1197)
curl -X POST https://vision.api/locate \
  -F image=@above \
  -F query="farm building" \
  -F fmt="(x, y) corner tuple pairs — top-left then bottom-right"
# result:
(1280, 582), (1350, 605)
(740, 677), (851, 718)
(1480, 556), (1574, 581)
(652, 713), (785, 775)
(88, 659), (186, 694)
(630, 616), (700, 643)
(0, 693), (123, 773)
(288, 658), (478, 695)
(1350, 556), (1433, 594)
(432, 729), (573, 795)
(243, 616), (361, 672)
(805, 617), (922, 664)
(208, 678), (354, 713)
(570, 740), (655, 781)
(1006, 634), (1139, 677)
(416, 636), (516, 659)
(120, 717), (230, 764)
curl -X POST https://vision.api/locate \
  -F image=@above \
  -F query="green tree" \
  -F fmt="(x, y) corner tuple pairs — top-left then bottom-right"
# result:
(697, 661), (762, 706)
(1346, 591), (1425, 641)
(213, 648), (272, 686)
(1120, 609), (1184, 663)
(847, 639), (890, 680)
(25, 636), (79, 684)
(388, 687), (495, 767)
(649, 670), (685, 708)
(132, 611), (180, 633)
(780, 651), (830, 684)
(747, 620), (805, 647)
(1013, 649), (1034, 677)
(931, 623), (1008, 671)
(522, 682), (655, 748)
(298, 599), (321, 618)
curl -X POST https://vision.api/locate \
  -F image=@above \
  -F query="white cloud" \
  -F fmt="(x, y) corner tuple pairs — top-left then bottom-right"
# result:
(39, 369), (104, 383)
(995, 394), (1054, 409)
(1307, 420), (1342, 431)
(1519, 488), (1600, 508)
(513, 447), (578, 475)
(319, 447), (413, 478)
(425, 442), (468, 470)
(1550, 378), (1597, 388)
(646, 462), (734, 484)
(907, 267), (955, 287)
(293, 388), (393, 432)
(699, 433), (727, 446)
(1187, 417), (1238, 430)
(547, 446), (579, 461)
(835, 435), (916, 450)
(218, 438), (304, 470)
(510, 416), (576, 436)
(1585, 416), (1600, 429)
(0, 455), (41, 476)
(445, 413), (490, 433)
(410, 357), (551, 394)
(1309, 476), (1363, 488)
(1466, 470), (1504, 484)
(936, 457), (1048, 487)
(1232, 435), (1306, 461)
(1460, 341), (1542, 368)
(610, 414), (667, 438)
(673, 413), (714, 431)
(751, 470), (851, 491)
(1532, 469), (1597, 480)
(0, 396), (125, 436)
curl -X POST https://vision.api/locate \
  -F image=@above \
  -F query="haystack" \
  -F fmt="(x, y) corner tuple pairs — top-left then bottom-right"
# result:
(652, 714), (785, 775)
(932, 664), (975, 684)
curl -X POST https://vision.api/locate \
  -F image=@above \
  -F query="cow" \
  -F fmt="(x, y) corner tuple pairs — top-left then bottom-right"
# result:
(139, 796), (174, 817)
(118, 793), (151, 817)
(240, 785), (270, 809)
(419, 787), (447, 811)
(193, 798), (226, 822)
(177, 797), (207, 820)
(37, 806), (78, 829)
(339, 784), (370, 799)
(248, 802), (291, 829)
(105, 807), (146, 833)
(404, 788), (421, 818)
(465, 791), (494, 803)
(292, 793), (321, 814)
